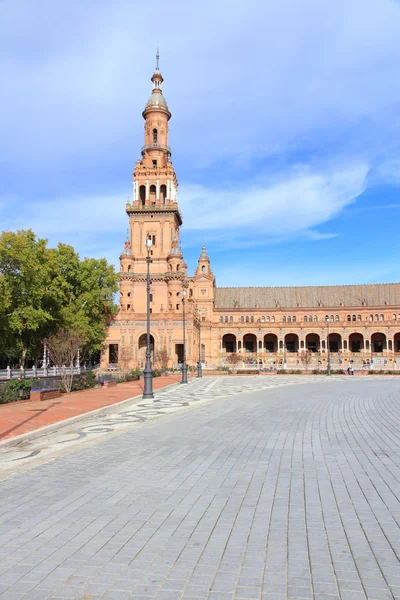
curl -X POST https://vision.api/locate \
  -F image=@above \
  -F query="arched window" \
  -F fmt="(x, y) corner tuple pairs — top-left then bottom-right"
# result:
(261, 316), (265, 323)
(153, 128), (158, 144)
(287, 316), (291, 323)
(219, 316), (223, 322)
(380, 314), (384, 321)
(304, 315), (307, 322)
(282, 316), (286, 323)
(246, 316), (249, 323)
(330, 315), (334, 322)
(271, 316), (275, 322)
(314, 315), (318, 322)
(335, 315), (339, 321)
(127, 265), (131, 272)
(370, 314), (373, 321)
(357, 314), (361, 321)
(230, 316), (233, 323)
(347, 315), (351, 322)
(240, 316), (244, 323)
(202, 266), (206, 273)
(139, 185), (146, 206)
(393, 314), (397, 321)
(160, 184), (167, 205)
(250, 316), (254, 323)
(375, 314), (379, 321)
(177, 264), (180, 272)
(225, 316), (228, 323)
(149, 185), (156, 204)
(325, 315), (329, 322)
(293, 316), (296, 323)
(309, 316), (313, 322)
(352, 315), (356, 321)
(266, 316), (270, 322)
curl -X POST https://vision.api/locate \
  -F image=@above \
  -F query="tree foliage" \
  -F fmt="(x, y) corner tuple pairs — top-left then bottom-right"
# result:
(0, 230), (118, 365)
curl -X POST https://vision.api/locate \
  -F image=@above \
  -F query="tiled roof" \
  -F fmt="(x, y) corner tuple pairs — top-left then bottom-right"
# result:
(214, 283), (400, 309)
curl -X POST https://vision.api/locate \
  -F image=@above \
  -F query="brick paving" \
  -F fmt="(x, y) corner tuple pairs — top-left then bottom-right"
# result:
(0, 374), (182, 441)
(0, 377), (399, 599)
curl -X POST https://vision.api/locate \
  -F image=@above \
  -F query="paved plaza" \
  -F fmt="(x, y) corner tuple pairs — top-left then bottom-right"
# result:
(0, 376), (400, 600)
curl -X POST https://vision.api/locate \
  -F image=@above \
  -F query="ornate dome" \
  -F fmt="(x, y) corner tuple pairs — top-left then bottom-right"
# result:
(144, 90), (169, 111)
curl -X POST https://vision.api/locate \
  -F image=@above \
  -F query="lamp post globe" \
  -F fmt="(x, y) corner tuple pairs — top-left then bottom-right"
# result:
(181, 289), (188, 384)
(143, 236), (154, 399)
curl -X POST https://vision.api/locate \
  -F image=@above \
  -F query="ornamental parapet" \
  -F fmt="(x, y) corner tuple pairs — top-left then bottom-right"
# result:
(119, 271), (186, 282)
(141, 143), (171, 155)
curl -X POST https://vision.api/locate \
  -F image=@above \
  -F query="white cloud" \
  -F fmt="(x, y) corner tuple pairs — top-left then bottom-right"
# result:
(0, 0), (400, 171)
(178, 162), (368, 248)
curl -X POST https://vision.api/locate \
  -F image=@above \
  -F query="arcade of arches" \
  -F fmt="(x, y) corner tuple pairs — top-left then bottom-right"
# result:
(101, 56), (400, 370)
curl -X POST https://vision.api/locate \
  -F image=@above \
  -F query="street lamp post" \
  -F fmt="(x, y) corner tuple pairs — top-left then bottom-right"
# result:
(143, 236), (154, 399)
(181, 289), (188, 384)
(326, 316), (331, 376)
(197, 307), (202, 378)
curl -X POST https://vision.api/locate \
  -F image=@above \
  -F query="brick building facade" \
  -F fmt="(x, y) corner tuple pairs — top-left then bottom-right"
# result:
(101, 59), (400, 371)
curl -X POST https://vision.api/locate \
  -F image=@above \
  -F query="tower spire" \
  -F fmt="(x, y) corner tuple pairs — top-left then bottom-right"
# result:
(156, 46), (160, 70)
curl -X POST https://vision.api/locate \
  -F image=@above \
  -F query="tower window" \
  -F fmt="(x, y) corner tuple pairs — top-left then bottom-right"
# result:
(152, 160), (157, 168)
(176, 304), (180, 310)
(202, 266), (206, 273)
(153, 128), (158, 144)
(151, 235), (156, 245)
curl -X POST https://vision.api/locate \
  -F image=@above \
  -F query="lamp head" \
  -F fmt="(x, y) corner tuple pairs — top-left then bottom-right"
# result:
(145, 237), (152, 249)
(181, 289), (186, 297)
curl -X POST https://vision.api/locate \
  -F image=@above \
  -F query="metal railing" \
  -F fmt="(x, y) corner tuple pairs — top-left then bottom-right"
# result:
(0, 364), (98, 381)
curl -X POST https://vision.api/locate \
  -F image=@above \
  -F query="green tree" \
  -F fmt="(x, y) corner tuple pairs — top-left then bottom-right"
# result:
(0, 230), (118, 365)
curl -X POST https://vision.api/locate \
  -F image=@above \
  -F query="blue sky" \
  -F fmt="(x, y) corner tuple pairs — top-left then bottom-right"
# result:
(1, 0), (400, 286)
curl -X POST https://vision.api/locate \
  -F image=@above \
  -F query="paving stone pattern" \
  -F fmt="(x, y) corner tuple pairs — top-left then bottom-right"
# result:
(0, 378), (399, 599)
(0, 376), (326, 477)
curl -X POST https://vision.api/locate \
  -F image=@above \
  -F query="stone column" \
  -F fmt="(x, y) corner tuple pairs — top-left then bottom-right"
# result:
(145, 180), (149, 200)
(156, 180), (160, 200)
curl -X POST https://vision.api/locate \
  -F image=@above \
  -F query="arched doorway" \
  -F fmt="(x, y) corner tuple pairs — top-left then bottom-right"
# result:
(371, 332), (386, 353)
(243, 333), (257, 353)
(349, 332), (364, 353)
(306, 333), (320, 353)
(222, 334), (236, 353)
(264, 333), (278, 353)
(285, 333), (299, 353)
(328, 333), (341, 353)
(138, 334), (155, 367)
(394, 332), (400, 353)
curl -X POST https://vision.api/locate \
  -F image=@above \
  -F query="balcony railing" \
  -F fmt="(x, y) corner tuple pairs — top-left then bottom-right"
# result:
(141, 143), (171, 154)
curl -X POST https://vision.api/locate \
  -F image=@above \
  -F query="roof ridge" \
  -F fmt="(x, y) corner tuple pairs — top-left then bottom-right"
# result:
(216, 282), (400, 290)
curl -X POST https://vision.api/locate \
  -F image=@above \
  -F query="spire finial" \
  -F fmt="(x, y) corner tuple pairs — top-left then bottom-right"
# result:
(156, 46), (159, 70)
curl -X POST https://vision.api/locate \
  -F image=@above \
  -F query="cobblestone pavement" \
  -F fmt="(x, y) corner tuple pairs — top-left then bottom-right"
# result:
(0, 377), (400, 600)
(0, 376), (328, 478)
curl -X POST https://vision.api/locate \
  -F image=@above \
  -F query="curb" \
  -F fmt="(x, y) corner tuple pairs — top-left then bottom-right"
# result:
(0, 380), (182, 449)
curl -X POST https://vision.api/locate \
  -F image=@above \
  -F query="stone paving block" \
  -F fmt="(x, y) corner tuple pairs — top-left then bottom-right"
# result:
(0, 378), (400, 600)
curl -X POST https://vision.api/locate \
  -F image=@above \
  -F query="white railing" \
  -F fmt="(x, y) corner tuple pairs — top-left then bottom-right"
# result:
(0, 365), (96, 380)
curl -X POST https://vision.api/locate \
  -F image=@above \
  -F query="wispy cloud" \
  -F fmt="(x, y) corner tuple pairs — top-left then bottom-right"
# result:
(179, 162), (368, 248)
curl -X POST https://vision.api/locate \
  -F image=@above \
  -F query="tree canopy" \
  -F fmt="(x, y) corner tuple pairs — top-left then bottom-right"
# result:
(0, 230), (119, 365)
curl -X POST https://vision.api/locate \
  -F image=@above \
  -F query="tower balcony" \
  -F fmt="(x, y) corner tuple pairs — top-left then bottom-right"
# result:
(141, 143), (171, 155)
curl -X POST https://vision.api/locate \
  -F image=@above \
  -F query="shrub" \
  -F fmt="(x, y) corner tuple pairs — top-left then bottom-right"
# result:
(0, 377), (34, 404)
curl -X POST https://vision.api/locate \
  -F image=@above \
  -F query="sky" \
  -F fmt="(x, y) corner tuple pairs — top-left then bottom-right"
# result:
(1, 0), (400, 287)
